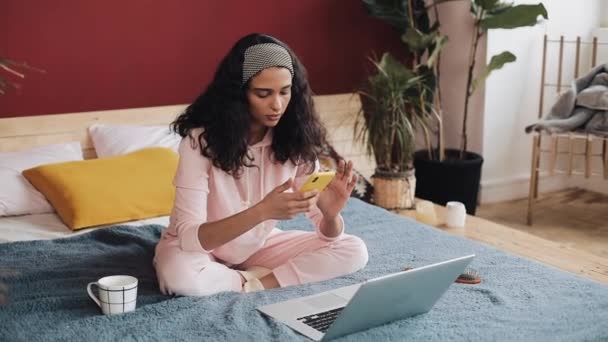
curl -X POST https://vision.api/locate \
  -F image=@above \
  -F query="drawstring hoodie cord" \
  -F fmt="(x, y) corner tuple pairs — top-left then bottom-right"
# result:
(243, 145), (265, 208)
(260, 145), (265, 202)
(243, 145), (266, 237)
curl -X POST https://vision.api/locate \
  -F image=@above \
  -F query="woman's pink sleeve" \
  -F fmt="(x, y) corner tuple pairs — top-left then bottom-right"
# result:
(294, 160), (345, 241)
(170, 137), (214, 253)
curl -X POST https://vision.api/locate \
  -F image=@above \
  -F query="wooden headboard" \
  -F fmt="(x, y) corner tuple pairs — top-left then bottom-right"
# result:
(0, 93), (375, 179)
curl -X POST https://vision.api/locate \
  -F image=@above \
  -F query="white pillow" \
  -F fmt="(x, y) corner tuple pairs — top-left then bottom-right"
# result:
(89, 124), (181, 157)
(0, 142), (84, 216)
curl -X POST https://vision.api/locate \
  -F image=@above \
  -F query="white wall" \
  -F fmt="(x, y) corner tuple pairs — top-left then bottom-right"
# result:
(480, 0), (604, 203)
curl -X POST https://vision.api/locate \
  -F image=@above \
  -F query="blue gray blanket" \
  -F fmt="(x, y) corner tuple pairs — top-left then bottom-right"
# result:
(1, 199), (607, 341)
(525, 63), (608, 135)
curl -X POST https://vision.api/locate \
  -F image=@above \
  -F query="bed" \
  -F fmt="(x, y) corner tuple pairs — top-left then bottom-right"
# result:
(1, 94), (607, 341)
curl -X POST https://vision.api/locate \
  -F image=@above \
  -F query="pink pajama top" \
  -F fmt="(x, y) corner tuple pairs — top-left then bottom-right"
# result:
(157, 128), (344, 266)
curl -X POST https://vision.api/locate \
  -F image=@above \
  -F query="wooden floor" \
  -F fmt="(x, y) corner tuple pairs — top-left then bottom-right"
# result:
(396, 189), (608, 284)
(477, 188), (608, 259)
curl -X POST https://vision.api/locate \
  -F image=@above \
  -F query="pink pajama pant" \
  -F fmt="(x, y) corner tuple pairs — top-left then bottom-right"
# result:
(154, 229), (368, 296)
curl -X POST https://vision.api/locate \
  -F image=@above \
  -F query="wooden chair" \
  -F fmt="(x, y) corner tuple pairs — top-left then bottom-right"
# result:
(527, 34), (608, 225)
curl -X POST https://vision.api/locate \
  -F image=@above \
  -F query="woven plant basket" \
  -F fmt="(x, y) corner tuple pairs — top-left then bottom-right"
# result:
(372, 169), (416, 210)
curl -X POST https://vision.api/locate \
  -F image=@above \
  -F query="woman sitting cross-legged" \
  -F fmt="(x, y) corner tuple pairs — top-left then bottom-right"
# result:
(153, 33), (368, 296)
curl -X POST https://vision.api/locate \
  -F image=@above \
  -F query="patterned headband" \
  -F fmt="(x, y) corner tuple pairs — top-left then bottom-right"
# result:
(242, 43), (294, 85)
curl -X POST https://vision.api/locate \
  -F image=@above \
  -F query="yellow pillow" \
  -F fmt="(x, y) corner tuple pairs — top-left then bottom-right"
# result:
(22, 147), (178, 230)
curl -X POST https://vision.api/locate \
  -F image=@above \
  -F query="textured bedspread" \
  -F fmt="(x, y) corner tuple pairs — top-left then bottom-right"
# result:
(1, 199), (607, 341)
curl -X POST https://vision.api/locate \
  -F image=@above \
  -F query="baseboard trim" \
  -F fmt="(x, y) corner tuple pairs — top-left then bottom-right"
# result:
(480, 174), (569, 203)
(570, 177), (608, 195)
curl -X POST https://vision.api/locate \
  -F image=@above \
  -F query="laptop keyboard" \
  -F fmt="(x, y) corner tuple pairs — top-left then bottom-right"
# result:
(297, 307), (345, 333)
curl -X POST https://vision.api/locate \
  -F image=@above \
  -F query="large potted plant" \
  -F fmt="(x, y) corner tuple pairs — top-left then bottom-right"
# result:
(362, 0), (548, 214)
(413, 1), (548, 214)
(356, 52), (434, 209)
(358, 0), (442, 210)
(362, 0), (447, 157)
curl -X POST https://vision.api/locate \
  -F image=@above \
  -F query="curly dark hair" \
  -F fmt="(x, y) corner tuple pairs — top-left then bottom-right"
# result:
(172, 33), (327, 176)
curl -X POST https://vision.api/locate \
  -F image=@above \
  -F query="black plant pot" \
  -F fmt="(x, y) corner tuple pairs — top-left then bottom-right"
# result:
(413, 149), (484, 215)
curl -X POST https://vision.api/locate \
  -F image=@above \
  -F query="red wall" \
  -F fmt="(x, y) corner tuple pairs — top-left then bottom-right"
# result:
(0, 1), (406, 118)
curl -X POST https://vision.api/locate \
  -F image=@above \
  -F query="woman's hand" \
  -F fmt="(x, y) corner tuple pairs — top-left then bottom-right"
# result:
(256, 179), (319, 220)
(316, 160), (358, 219)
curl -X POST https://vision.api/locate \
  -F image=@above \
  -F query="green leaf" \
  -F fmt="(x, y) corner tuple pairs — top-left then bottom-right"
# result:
(361, 0), (408, 32)
(480, 4), (548, 30)
(415, 65), (437, 108)
(426, 34), (448, 68)
(376, 53), (416, 82)
(474, 0), (499, 10)
(401, 28), (435, 53)
(411, 0), (431, 33)
(359, 51), (427, 170)
(486, 2), (512, 15)
(362, 0), (433, 36)
(471, 51), (516, 92)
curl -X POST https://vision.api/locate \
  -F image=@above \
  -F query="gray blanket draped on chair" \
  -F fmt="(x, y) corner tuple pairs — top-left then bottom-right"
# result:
(525, 63), (608, 136)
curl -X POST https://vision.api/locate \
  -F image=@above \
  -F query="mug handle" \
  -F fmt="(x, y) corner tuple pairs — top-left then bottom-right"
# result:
(87, 282), (101, 308)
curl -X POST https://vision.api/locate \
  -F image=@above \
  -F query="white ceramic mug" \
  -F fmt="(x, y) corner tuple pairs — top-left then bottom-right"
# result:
(87, 275), (138, 315)
(446, 201), (467, 228)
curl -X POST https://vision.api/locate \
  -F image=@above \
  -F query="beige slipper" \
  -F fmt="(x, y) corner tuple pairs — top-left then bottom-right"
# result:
(237, 266), (272, 293)
(242, 277), (265, 292)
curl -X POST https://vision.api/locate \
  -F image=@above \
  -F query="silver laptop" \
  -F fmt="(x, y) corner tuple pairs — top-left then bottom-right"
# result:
(258, 255), (474, 341)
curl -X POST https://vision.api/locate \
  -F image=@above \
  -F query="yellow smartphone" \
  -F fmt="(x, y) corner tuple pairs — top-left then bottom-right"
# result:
(299, 171), (336, 193)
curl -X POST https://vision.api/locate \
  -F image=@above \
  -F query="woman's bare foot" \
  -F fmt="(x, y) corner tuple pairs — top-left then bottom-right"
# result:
(259, 273), (280, 289)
